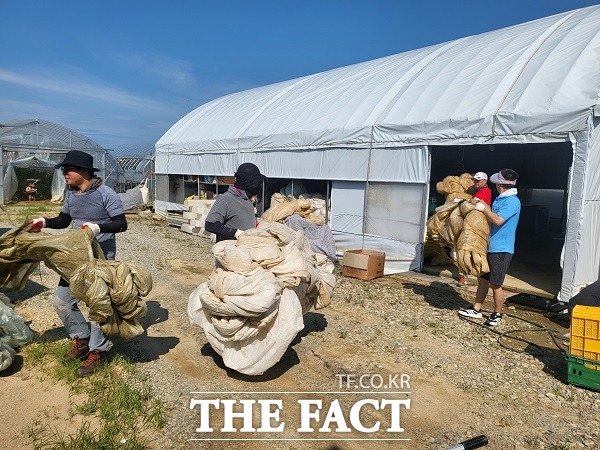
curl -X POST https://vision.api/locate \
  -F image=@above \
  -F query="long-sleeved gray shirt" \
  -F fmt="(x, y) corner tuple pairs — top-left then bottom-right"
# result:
(204, 186), (256, 242)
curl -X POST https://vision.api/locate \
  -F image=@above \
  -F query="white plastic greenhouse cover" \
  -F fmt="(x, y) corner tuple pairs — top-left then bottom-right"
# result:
(156, 5), (600, 177)
(0, 119), (124, 201)
(155, 6), (600, 300)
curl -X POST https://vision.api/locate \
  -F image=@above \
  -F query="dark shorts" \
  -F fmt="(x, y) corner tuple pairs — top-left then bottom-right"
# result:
(480, 252), (513, 286)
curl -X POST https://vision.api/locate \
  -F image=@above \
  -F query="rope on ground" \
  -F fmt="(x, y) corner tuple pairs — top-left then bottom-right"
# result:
(458, 309), (568, 357)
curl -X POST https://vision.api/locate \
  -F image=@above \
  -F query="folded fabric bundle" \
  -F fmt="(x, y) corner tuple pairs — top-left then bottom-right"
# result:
(188, 221), (335, 375)
(0, 222), (151, 339)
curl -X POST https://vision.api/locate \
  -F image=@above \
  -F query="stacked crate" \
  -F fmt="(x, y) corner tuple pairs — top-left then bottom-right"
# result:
(567, 305), (600, 391)
(180, 198), (216, 242)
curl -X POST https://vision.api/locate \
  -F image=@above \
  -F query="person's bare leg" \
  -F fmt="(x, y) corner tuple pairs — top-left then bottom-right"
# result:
(490, 284), (505, 313)
(473, 278), (490, 311)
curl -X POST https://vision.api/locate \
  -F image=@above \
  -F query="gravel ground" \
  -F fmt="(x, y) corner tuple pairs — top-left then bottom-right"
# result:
(3, 215), (599, 450)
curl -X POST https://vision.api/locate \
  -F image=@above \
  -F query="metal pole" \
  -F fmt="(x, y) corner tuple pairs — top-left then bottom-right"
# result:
(325, 180), (330, 225)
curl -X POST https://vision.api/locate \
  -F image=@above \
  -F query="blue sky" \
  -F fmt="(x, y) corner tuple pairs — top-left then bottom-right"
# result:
(1, 0), (598, 152)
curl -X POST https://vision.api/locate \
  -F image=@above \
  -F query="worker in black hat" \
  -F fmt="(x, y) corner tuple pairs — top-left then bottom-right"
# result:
(205, 162), (265, 242)
(29, 150), (127, 377)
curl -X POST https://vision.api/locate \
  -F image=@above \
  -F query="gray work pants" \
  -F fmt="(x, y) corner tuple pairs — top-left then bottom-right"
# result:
(53, 239), (116, 352)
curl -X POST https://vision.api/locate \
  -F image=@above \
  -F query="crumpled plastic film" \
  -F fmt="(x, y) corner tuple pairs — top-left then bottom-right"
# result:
(0, 300), (34, 371)
(188, 221), (335, 375)
(426, 196), (490, 277)
(0, 222), (151, 339)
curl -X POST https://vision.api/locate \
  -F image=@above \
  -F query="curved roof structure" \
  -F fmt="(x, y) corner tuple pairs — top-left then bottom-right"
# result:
(157, 5), (600, 153)
(0, 118), (103, 152)
(0, 118), (123, 182)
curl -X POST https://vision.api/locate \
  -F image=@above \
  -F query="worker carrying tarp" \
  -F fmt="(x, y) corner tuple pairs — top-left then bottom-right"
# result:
(0, 222), (151, 340)
(188, 221), (335, 376)
(427, 174), (490, 276)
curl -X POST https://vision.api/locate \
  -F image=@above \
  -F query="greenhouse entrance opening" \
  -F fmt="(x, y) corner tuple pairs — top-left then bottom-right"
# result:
(427, 142), (573, 299)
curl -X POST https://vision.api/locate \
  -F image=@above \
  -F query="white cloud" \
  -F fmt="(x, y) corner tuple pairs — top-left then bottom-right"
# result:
(0, 68), (169, 113)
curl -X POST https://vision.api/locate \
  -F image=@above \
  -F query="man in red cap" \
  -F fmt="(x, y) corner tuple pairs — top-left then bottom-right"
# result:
(30, 150), (127, 376)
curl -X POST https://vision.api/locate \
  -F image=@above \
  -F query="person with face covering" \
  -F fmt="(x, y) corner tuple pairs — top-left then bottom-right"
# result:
(204, 163), (265, 242)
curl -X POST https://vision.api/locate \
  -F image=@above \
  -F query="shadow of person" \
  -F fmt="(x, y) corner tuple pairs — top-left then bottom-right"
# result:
(403, 281), (473, 311)
(113, 301), (179, 363)
(0, 354), (24, 376)
(39, 301), (179, 363)
(292, 312), (328, 344)
(0, 279), (50, 304)
(198, 312), (329, 382)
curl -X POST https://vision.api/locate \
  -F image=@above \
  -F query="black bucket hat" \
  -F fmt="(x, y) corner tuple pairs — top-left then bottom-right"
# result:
(55, 150), (99, 172)
(234, 163), (266, 196)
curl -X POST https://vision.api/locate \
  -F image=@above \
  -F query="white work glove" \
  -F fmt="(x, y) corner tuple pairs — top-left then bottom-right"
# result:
(475, 202), (488, 212)
(81, 222), (100, 236)
(29, 217), (46, 232)
(234, 229), (243, 239)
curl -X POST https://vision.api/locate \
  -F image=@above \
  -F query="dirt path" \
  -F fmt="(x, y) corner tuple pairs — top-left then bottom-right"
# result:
(1, 217), (597, 450)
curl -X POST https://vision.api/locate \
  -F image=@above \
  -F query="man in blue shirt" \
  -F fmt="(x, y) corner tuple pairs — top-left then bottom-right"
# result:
(458, 169), (521, 326)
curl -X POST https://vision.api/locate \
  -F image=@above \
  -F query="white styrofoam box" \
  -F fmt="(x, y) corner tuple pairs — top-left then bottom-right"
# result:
(183, 211), (198, 220)
(181, 224), (201, 234)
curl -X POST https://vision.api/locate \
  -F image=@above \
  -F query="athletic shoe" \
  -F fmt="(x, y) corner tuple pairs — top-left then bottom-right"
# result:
(484, 313), (502, 326)
(63, 336), (90, 361)
(458, 308), (483, 319)
(76, 349), (107, 377)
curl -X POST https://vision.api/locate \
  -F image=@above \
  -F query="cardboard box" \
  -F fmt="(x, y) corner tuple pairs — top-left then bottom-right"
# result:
(216, 176), (235, 185)
(342, 249), (385, 280)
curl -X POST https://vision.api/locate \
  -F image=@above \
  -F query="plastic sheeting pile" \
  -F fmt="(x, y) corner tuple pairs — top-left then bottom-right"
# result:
(188, 221), (335, 375)
(0, 301), (34, 371)
(427, 174), (489, 276)
(263, 193), (327, 225)
(427, 201), (490, 276)
(0, 222), (151, 339)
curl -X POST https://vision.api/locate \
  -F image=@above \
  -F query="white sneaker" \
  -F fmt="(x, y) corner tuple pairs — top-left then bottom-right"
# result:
(484, 313), (502, 326)
(458, 308), (483, 319)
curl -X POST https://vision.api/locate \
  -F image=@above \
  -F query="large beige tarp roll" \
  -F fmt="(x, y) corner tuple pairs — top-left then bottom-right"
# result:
(0, 223), (151, 339)
(187, 221), (335, 375)
(427, 174), (490, 276)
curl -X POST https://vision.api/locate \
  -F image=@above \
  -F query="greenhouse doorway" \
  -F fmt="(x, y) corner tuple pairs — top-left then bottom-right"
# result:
(427, 142), (573, 299)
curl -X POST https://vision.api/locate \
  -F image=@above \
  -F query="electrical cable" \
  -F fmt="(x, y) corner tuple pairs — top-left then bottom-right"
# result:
(458, 309), (568, 356)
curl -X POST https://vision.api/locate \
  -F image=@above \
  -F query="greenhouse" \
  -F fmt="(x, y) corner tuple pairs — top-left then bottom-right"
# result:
(112, 142), (155, 196)
(155, 5), (600, 302)
(0, 119), (123, 203)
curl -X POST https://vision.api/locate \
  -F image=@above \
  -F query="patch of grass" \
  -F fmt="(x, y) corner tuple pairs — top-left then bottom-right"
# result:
(23, 339), (166, 449)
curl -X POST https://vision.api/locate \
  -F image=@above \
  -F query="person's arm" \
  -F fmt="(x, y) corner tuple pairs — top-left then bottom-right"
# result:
(98, 213), (128, 233)
(204, 220), (237, 239)
(45, 212), (72, 229)
(480, 207), (505, 227)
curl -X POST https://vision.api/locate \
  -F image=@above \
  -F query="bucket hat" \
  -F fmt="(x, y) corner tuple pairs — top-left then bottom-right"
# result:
(489, 168), (518, 186)
(55, 150), (99, 172)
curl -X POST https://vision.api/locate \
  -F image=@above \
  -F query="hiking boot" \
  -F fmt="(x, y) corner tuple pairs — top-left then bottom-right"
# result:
(458, 308), (482, 319)
(484, 313), (503, 327)
(76, 349), (107, 378)
(63, 336), (90, 362)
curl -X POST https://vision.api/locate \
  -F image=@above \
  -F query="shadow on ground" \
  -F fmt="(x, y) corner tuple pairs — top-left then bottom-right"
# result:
(115, 301), (179, 363)
(0, 278), (49, 304)
(38, 301), (179, 363)
(0, 355), (24, 376)
(201, 312), (328, 382)
(402, 280), (473, 311)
